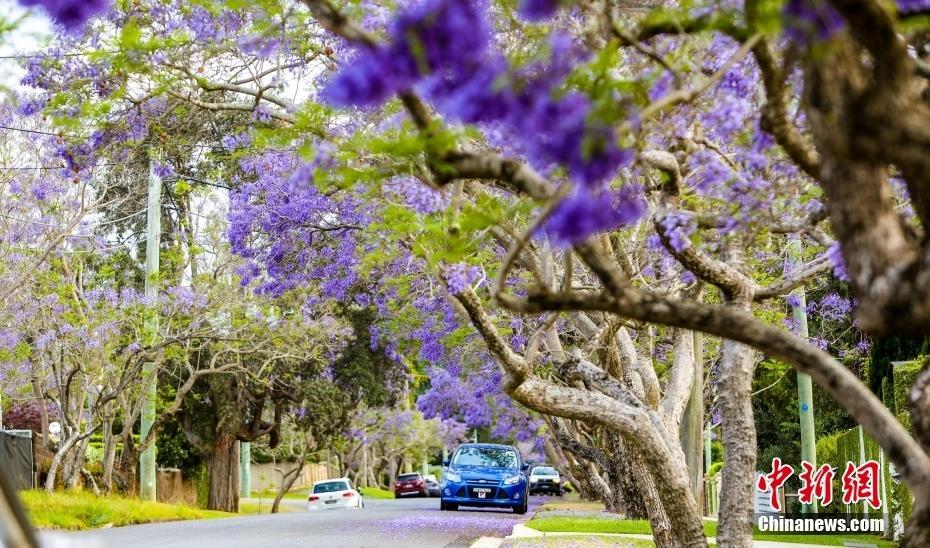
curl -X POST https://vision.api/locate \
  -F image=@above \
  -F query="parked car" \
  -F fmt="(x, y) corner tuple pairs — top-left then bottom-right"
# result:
(439, 443), (529, 514)
(529, 466), (562, 496)
(394, 472), (429, 497)
(307, 478), (364, 510)
(424, 474), (441, 497)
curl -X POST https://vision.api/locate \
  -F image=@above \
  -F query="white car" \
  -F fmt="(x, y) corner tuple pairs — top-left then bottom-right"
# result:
(529, 466), (563, 496)
(307, 478), (364, 510)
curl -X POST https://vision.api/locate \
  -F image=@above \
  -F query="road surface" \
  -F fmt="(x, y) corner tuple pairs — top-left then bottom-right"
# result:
(51, 495), (546, 548)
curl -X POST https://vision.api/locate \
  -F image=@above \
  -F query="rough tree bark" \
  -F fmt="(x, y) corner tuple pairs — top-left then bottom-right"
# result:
(715, 340), (757, 548)
(206, 431), (240, 513)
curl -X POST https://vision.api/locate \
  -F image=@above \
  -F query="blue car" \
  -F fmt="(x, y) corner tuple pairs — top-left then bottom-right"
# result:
(439, 443), (529, 514)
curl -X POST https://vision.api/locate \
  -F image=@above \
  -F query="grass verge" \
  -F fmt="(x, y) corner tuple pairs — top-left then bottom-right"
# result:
(360, 486), (395, 499)
(250, 488), (306, 500)
(503, 535), (655, 547)
(20, 490), (231, 530)
(526, 514), (896, 547)
(239, 501), (300, 515)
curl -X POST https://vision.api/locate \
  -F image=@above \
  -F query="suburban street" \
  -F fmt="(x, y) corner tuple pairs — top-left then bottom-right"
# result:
(48, 496), (545, 548)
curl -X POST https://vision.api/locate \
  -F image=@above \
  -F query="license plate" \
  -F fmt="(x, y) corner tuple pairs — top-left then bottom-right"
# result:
(325, 500), (337, 504)
(475, 488), (491, 499)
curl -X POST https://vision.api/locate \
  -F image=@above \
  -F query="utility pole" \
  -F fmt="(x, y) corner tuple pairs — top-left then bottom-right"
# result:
(139, 155), (161, 501)
(680, 330), (704, 506)
(704, 424), (712, 475)
(789, 237), (817, 514)
(240, 442), (251, 498)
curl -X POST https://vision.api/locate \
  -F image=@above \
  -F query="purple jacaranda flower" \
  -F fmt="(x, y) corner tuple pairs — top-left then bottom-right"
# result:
(153, 163), (174, 179)
(826, 242), (850, 282)
(519, 0), (562, 20)
(19, 0), (112, 31)
(658, 212), (696, 253)
(442, 263), (483, 294)
(545, 184), (646, 246)
(899, 0), (930, 13)
(783, 0), (844, 45)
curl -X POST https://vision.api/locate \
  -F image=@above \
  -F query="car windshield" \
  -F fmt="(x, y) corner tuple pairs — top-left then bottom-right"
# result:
(313, 481), (349, 493)
(532, 467), (558, 476)
(397, 474), (420, 482)
(452, 446), (519, 468)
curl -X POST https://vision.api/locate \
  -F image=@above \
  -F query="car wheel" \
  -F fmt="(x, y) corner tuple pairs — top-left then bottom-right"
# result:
(440, 500), (458, 511)
(513, 495), (528, 515)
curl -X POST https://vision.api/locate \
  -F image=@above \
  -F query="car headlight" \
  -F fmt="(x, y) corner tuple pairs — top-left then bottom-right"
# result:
(503, 475), (522, 486)
(530, 478), (538, 483)
(444, 470), (461, 483)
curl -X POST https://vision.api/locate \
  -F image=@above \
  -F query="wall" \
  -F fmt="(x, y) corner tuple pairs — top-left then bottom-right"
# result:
(248, 461), (332, 494)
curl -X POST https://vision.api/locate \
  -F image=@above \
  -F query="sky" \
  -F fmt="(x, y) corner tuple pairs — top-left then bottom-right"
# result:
(0, 2), (52, 92)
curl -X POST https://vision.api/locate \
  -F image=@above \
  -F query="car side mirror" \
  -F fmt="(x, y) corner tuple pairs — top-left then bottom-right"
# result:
(443, 459), (450, 467)
(521, 463), (530, 471)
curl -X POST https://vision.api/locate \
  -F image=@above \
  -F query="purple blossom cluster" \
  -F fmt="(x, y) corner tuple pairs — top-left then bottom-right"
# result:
(324, 1), (639, 243)
(826, 242), (850, 282)
(19, 0), (112, 31)
(228, 150), (365, 299)
(813, 292), (853, 321)
(658, 212), (696, 252)
(519, 0), (563, 21)
(324, 0), (490, 108)
(898, 0), (930, 13)
(783, 0), (844, 44)
(442, 263), (483, 294)
(384, 177), (449, 214)
(545, 185), (646, 246)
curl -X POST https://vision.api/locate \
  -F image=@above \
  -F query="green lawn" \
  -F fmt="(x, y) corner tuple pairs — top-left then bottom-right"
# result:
(239, 501), (300, 514)
(250, 488), (307, 500)
(527, 516), (716, 537)
(503, 535), (655, 547)
(360, 486), (395, 499)
(20, 490), (232, 530)
(526, 515), (896, 547)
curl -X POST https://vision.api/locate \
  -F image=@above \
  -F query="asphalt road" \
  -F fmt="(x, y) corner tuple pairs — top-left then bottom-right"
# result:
(48, 495), (547, 548)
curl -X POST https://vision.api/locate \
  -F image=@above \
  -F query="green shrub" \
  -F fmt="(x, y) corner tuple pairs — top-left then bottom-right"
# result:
(892, 358), (924, 430)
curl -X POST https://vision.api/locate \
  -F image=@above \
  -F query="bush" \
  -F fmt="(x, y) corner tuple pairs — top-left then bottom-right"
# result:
(892, 358), (924, 430)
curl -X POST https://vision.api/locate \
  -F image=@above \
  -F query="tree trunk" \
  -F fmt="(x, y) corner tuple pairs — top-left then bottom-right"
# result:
(635, 462), (674, 548)
(114, 430), (138, 496)
(102, 417), (117, 493)
(606, 433), (649, 519)
(272, 461), (305, 514)
(31, 380), (49, 450)
(716, 340), (757, 547)
(45, 434), (80, 492)
(65, 436), (91, 490)
(206, 432), (240, 512)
